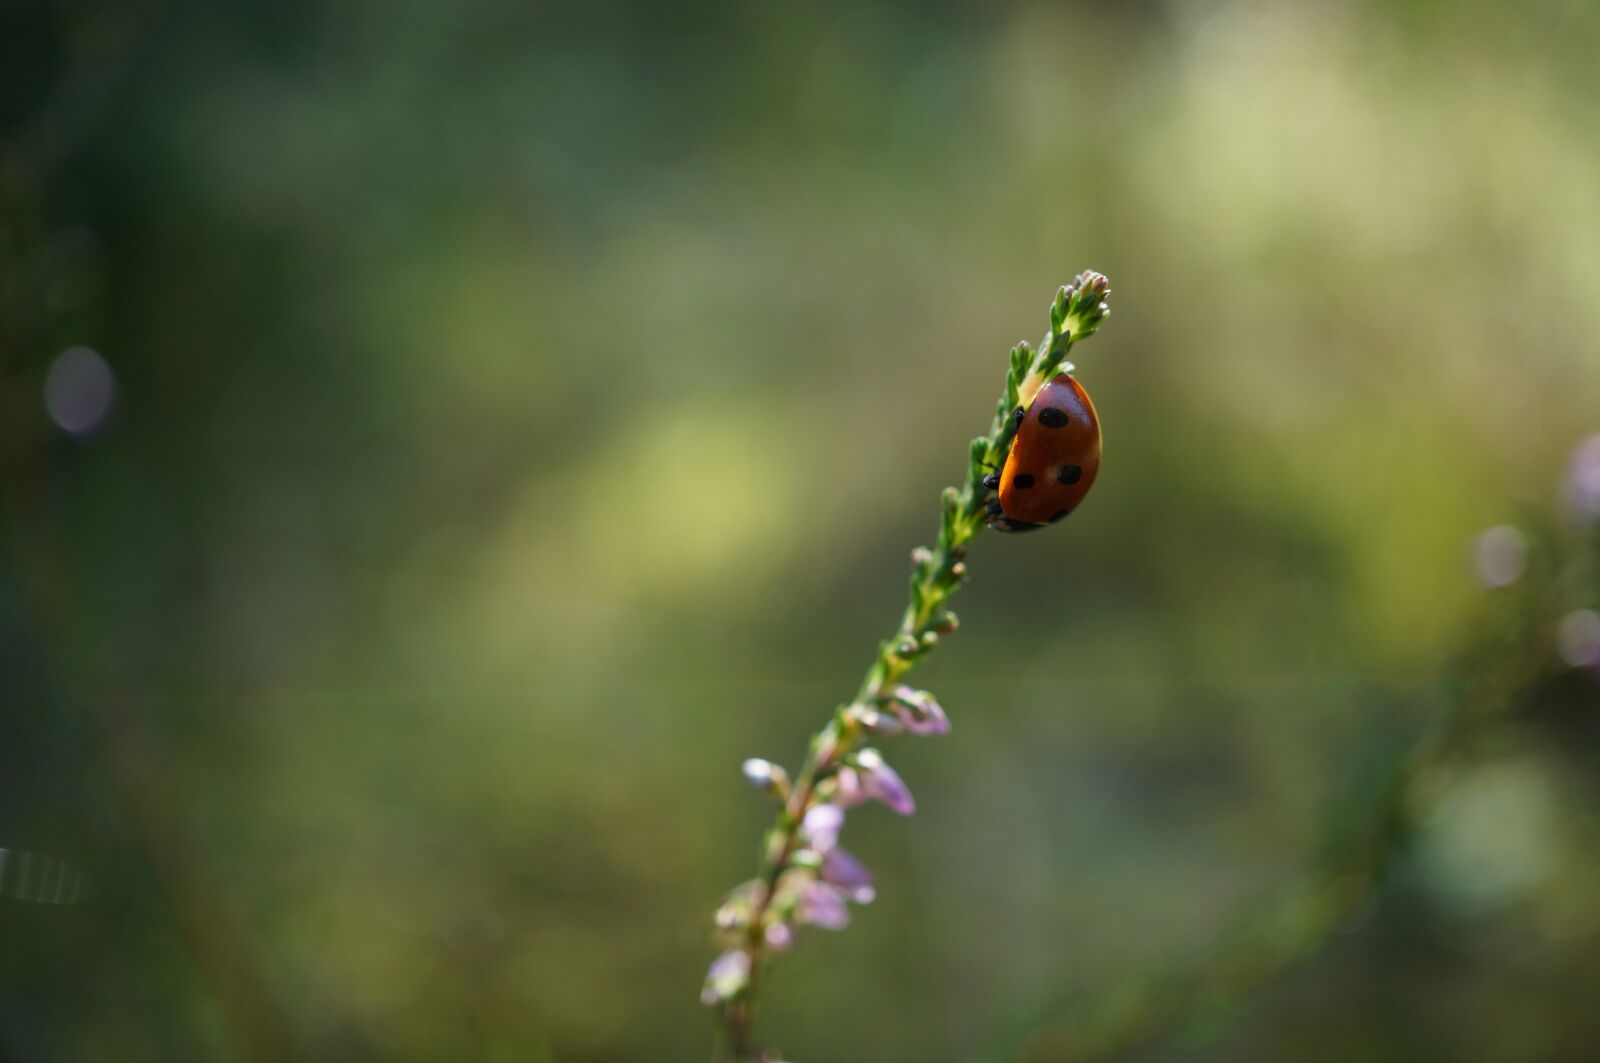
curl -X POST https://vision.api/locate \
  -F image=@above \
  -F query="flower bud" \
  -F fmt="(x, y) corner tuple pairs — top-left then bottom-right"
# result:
(821, 846), (876, 904)
(1074, 269), (1110, 298)
(741, 758), (790, 798)
(847, 703), (904, 736)
(796, 880), (850, 930)
(831, 767), (869, 809)
(701, 949), (752, 1006)
(888, 685), (950, 736)
(800, 803), (844, 851)
(854, 748), (916, 815)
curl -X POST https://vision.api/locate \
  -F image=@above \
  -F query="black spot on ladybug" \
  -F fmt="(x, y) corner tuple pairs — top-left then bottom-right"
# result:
(1055, 464), (1083, 485)
(1037, 407), (1069, 428)
(1013, 473), (1035, 489)
(1050, 510), (1071, 523)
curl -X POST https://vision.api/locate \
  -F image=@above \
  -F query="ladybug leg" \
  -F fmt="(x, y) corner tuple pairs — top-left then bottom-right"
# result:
(985, 498), (1043, 533)
(1012, 407), (1025, 426)
(981, 472), (1000, 491)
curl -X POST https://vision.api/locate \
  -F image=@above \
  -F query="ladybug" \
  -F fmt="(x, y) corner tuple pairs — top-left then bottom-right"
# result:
(983, 372), (1101, 532)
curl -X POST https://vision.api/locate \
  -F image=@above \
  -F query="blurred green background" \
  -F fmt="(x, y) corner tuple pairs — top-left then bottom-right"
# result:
(4, 1), (1600, 1060)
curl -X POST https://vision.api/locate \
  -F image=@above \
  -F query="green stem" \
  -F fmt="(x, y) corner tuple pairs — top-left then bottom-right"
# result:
(712, 274), (1112, 1062)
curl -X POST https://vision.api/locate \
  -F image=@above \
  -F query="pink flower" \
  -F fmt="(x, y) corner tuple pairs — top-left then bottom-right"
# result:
(854, 748), (916, 815)
(889, 686), (950, 736)
(821, 847), (876, 904)
(796, 881), (851, 930)
(800, 803), (844, 851)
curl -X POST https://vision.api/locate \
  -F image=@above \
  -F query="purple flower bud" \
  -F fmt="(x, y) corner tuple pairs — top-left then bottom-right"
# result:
(855, 748), (916, 815)
(1567, 433), (1600, 523)
(797, 881), (850, 930)
(800, 803), (844, 851)
(890, 685), (951, 736)
(701, 949), (751, 1006)
(847, 703), (905, 736)
(1075, 269), (1110, 297)
(821, 846), (876, 904)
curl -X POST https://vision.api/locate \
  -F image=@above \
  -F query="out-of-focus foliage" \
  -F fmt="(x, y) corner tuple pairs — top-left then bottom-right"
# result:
(2, 1), (1597, 1061)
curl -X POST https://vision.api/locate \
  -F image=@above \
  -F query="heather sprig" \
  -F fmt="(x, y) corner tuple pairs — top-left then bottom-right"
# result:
(705, 273), (1113, 1063)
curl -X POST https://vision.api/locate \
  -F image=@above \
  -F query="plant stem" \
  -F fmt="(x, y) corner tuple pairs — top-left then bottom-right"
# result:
(712, 275), (1112, 1061)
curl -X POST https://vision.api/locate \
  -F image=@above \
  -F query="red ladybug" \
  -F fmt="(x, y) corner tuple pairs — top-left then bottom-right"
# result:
(983, 373), (1101, 532)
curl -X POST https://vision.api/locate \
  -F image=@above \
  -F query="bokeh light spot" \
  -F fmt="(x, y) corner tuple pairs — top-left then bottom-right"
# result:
(1556, 609), (1600, 669)
(1472, 524), (1526, 589)
(42, 346), (116, 436)
(1566, 433), (1600, 523)
(1416, 760), (1561, 915)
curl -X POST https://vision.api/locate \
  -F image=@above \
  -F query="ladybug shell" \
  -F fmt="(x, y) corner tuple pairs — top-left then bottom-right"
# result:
(993, 373), (1101, 530)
